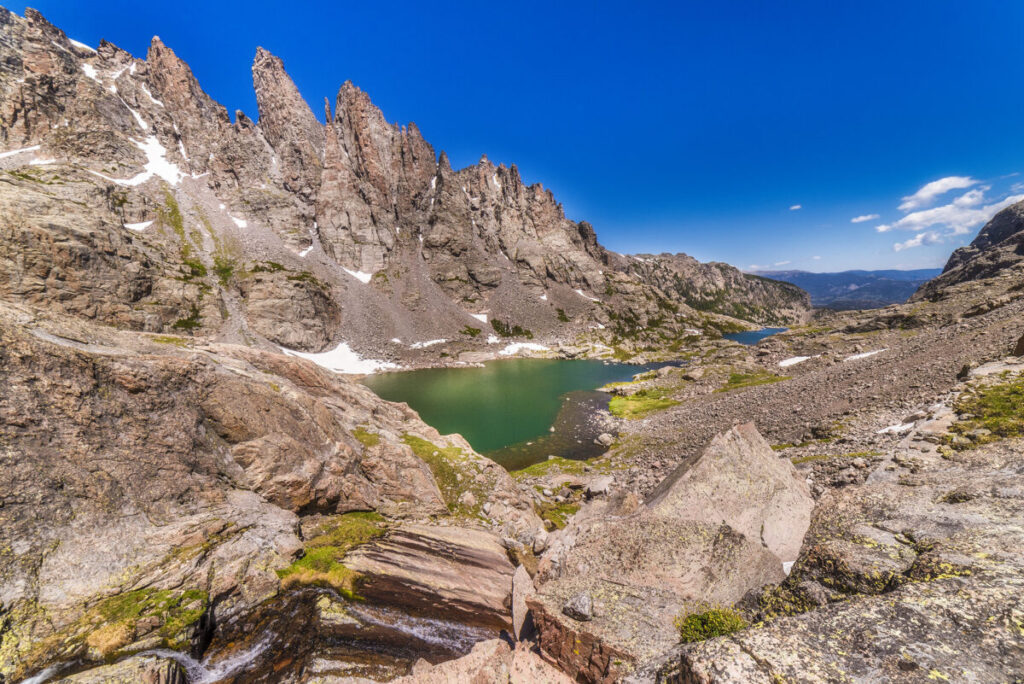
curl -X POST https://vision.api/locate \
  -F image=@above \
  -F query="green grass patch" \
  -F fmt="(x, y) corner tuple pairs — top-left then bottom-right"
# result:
(771, 441), (814, 451)
(151, 335), (188, 347)
(94, 588), (208, 650)
(790, 450), (880, 465)
(511, 455), (614, 479)
(609, 388), (680, 419)
(276, 512), (385, 599)
(402, 434), (486, 516)
(611, 346), (632, 362)
(675, 606), (747, 643)
(949, 373), (1024, 448)
(716, 370), (790, 393)
(462, 325), (482, 338)
(557, 308), (570, 322)
(537, 501), (579, 529)
(352, 427), (380, 447)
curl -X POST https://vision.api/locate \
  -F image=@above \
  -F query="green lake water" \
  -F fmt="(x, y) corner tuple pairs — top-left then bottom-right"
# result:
(362, 359), (650, 469)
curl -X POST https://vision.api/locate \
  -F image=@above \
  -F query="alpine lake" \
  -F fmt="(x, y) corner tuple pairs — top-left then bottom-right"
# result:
(363, 358), (665, 471)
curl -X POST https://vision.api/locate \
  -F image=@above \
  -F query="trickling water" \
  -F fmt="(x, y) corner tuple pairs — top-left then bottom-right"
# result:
(345, 602), (493, 652)
(138, 633), (275, 683)
(20, 664), (63, 684)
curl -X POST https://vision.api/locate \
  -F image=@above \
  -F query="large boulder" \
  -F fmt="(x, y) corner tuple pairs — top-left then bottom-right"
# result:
(652, 435), (1024, 683)
(647, 422), (813, 563)
(529, 513), (784, 681)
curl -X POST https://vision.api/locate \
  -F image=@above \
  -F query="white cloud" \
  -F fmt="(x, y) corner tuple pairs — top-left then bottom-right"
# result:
(773, 260), (791, 266)
(877, 189), (1024, 236)
(893, 231), (941, 252)
(812, 255), (822, 260)
(850, 214), (879, 223)
(789, 204), (802, 211)
(898, 176), (977, 211)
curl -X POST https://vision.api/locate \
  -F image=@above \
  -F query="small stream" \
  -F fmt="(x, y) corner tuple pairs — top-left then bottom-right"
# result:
(19, 589), (496, 683)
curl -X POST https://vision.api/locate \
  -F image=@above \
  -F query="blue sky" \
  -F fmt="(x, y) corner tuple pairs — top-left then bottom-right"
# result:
(10, 1), (1024, 272)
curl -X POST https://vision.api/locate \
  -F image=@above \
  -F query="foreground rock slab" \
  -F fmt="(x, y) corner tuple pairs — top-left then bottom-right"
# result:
(344, 524), (516, 630)
(55, 655), (187, 683)
(647, 422), (813, 563)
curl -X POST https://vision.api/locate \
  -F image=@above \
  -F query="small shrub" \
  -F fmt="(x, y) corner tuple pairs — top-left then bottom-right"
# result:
(213, 254), (235, 286)
(171, 304), (201, 331)
(462, 325), (482, 338)
(557, 308), (570, 323)
(491, 319), (533, 339)
(675, 606), (747, 643)
(182, 257), (207, 278)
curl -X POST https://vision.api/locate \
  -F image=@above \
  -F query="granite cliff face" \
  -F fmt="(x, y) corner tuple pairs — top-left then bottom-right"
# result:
(0, 6), (808, 371)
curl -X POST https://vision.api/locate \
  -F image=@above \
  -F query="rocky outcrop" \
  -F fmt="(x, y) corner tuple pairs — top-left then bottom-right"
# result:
(914, 199), (1024, 300)
(627, 253), (811, 324)
(0, 299), (541, 680)
(653, 432), (1024, 683)
(56, 655), (187, 683)
(647, 422), (813, 562)
(529, 509), (783, 680)
(343, 524), (515, 630)
(252, 46), (324, 201)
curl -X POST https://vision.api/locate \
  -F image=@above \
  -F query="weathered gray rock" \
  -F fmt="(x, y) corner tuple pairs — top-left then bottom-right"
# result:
(511, 564), (534, 640)
(530, 512), (784, 680)
(652, 436), (1024, 683)
(586, 475), (614, 498)
(56, 655), (187, 683)
(562, 591), (594, 622)
(647, 422), (813, 562)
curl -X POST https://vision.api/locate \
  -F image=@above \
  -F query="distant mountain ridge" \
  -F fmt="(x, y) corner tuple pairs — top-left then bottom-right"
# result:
(630, 254), (811, 325)
(756, 268), (942, 310)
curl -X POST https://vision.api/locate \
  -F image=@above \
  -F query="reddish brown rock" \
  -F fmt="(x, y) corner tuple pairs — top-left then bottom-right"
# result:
(344, 524), (516, 630)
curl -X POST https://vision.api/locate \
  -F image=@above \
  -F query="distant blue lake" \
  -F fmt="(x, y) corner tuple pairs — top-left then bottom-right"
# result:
(724, 327), (787, 345)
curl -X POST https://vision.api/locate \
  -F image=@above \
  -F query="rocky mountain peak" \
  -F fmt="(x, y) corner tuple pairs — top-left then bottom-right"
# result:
(913, 198), (1024, 300)
(252, 45), (324, 199)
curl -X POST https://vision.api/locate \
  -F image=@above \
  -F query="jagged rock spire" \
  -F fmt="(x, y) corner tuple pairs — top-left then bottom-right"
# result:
(252, 46), (325, 198)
